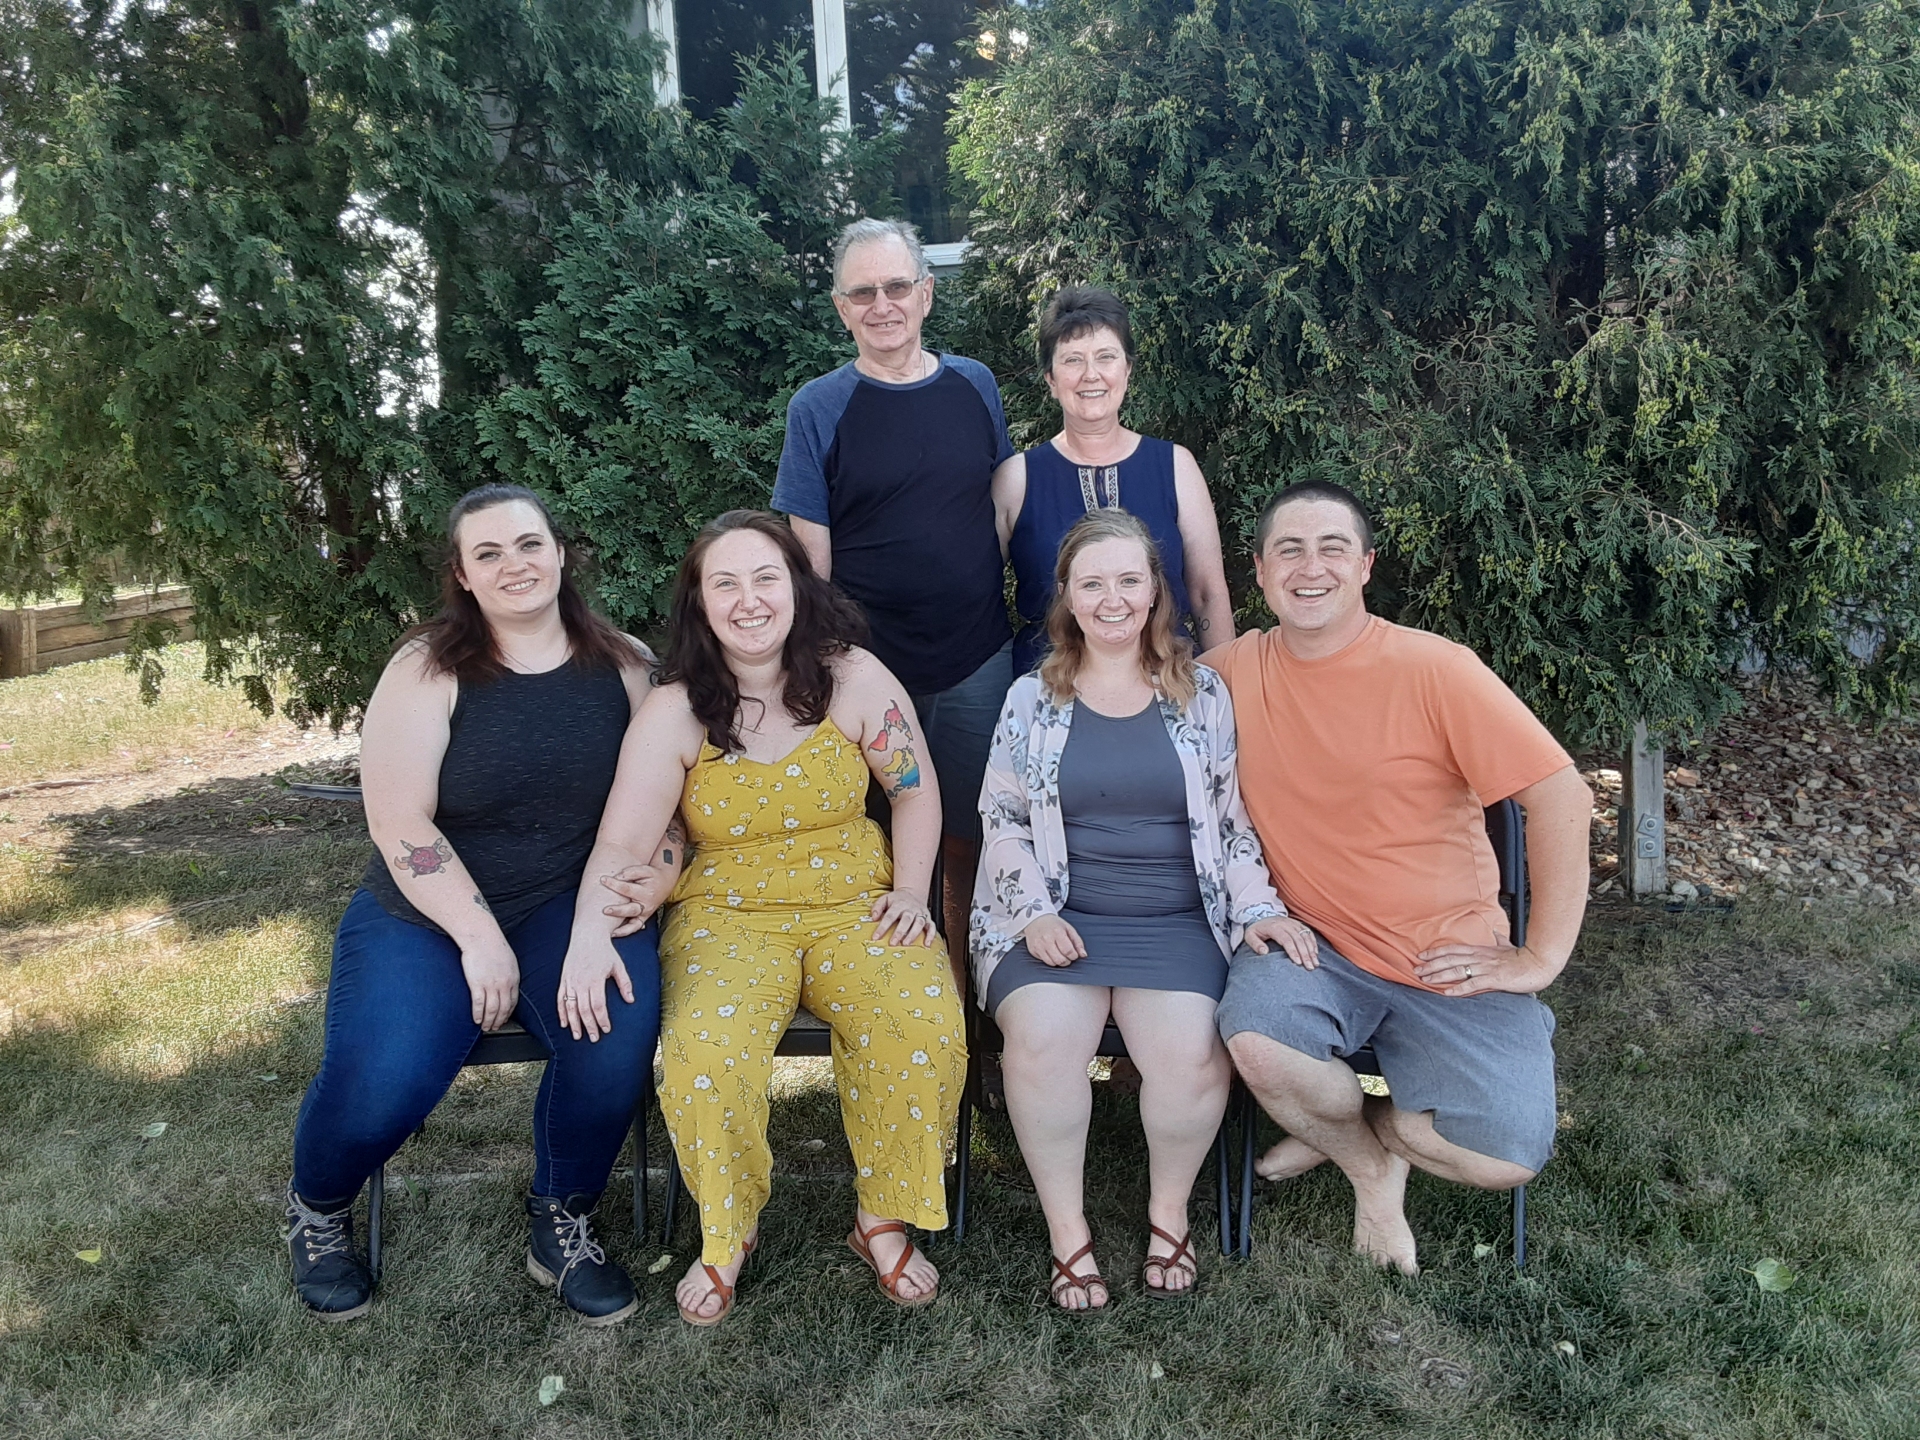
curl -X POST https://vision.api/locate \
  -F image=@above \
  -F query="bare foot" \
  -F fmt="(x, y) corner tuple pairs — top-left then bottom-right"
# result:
(854, 1208), (939, 1302)
(674, 1228), (756, 1322)
(1352, 1151), (1418, 1276)
(1256, 1134), (1330, 1181)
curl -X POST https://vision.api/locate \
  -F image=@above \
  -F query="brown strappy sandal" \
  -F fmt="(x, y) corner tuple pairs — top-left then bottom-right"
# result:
(676, 1233), (757, 1328)
(847, 1218), (939, 1309)
(1141, 1224), (1198, 1300)
(1048, 1239), (1110, 1312)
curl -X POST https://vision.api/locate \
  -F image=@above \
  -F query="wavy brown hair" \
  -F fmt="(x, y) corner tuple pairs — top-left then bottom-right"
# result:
(402, 484), (634, 685)
(1038, 508), (1197, 711)
(656, 510), (869, 753)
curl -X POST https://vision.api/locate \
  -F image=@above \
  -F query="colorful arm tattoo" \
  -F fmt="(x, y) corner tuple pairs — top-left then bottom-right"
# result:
(868, 700), (922, 798)
(394, 836), (453, 877)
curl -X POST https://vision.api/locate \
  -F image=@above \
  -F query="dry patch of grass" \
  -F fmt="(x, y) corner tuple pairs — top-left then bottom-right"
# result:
(0, 643), (306, 792)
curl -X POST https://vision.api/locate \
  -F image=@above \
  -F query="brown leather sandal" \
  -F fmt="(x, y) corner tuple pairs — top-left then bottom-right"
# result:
(1048, 1239), (1110, 1312)
(847, 1218), (939, 1309)
(676, 1233), (756, 1327)
(1141, 1224), (1197, 1300)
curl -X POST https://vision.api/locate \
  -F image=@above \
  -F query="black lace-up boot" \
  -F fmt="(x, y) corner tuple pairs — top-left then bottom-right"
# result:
(526, 1192), (637, 1325)
(284, 1184), (373, 1321)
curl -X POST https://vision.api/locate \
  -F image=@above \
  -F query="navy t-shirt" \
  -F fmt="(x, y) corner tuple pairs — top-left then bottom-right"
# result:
(772, 355), (1014, 695)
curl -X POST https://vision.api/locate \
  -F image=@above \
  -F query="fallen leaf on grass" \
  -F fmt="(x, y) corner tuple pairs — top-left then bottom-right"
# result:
(257, 1073), (278, 1082)
(537, 1375), (566, 1406)
(138, 1122), (167, 1139)
(1751, 1258), (1797, 1292)
(74, 1249), (101, 1264)
(647, 1253), (674, 1274)
(1147, 1361), (1165, 1380)
(800, 1138), (825, 1151)
(1473, 1243), (1495, 1260)
(1555, 1340), (1577, 1357)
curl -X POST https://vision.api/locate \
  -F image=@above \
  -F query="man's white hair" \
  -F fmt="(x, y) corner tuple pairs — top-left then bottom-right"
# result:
(832, 218), (930, 290)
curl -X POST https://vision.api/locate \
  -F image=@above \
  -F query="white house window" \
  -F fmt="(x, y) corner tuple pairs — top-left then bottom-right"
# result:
(646, 1), (1004, 263)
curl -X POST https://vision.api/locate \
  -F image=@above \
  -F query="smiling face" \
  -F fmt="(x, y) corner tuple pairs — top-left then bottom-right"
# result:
(1045, 324), (1132, 428)
(1254, 497), (1375, 658)
(453, 500), (565, 624)
(832, 236), (932, 366)
(1066, 536), (1156, 656)
(698, 528), (795, 667)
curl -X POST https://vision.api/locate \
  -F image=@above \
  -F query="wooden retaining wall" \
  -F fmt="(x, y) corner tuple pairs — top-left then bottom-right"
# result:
(0, 587), (196, 678)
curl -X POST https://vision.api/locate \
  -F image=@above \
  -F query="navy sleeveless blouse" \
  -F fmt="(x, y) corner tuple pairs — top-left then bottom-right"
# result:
(1008, 435), (1194, 676)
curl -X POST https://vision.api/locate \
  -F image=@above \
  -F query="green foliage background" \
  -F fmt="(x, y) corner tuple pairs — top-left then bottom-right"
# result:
(3, 0), (1919, 746)
(953, 0), (1920, 746)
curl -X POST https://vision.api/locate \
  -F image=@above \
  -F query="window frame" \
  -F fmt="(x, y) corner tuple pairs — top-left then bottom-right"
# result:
(643, 0), (973, 267)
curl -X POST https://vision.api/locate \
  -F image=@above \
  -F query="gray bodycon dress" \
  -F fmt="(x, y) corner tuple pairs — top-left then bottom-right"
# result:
(985, 700), (1226, 1014)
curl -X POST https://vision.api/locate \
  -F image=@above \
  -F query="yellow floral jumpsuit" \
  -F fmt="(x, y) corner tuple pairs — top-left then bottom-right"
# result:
(659, 717), (968, 1264)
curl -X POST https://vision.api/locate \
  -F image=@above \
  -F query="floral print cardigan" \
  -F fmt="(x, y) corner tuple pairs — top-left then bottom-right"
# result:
(968, 665), (1287, 1007)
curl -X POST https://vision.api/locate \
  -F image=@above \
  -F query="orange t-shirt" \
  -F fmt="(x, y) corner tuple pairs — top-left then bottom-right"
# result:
(1206, 617), (1571, 992)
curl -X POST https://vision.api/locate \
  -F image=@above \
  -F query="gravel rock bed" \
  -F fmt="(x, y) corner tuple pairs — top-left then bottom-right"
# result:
(1584, 674), (1920, 905)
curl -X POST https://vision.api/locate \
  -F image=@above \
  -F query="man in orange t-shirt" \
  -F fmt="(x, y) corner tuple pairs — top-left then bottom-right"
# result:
(1205, 481), (1592, 1275)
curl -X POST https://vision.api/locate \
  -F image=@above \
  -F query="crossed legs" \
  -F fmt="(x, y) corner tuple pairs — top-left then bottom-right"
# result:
(1226, 1032), (1538, 1276)
(998, 984), (1229, 1305)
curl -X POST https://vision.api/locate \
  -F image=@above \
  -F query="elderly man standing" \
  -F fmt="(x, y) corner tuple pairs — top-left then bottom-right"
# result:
(1204, 480), (1593, 1275)
(773, 218), (1014, 954)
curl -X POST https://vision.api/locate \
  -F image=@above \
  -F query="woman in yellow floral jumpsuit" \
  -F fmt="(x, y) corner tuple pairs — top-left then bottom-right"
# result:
(559, 511), (966, 1325)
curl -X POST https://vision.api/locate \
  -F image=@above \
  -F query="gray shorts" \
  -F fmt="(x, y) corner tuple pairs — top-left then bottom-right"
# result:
(1217, 937), (1558, 1174)
(911, 639), (1013, 844)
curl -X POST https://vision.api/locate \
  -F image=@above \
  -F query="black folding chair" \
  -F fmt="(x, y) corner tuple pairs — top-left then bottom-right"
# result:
(365, 1024), (655, 1282)
(1232, 798), (1533, 1267)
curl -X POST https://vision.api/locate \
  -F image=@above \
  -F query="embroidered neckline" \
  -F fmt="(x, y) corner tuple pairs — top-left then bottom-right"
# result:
(1075, 464), (1121, 512)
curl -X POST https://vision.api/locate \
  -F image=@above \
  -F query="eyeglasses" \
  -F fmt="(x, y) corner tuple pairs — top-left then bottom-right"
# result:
(837, 278), (923, 306)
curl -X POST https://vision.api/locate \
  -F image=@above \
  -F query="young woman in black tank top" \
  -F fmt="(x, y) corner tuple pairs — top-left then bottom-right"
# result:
(285, 486), (677, 1326)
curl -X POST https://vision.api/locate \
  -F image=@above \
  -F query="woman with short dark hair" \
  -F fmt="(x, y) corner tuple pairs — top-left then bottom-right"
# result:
(994, 286), (1237, 675)
(286, 485), (667, 1326)
(563, 510), (967, 1326)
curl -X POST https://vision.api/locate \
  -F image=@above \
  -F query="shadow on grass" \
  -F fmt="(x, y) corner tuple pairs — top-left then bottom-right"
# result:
(6, 797), (1920, 1439)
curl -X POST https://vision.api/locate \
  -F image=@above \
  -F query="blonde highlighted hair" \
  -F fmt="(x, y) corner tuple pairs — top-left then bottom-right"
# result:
(1037, 509), (1198, 711)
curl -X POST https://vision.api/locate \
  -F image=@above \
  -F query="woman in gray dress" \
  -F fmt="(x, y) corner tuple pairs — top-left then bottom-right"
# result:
(971, 510), (1316, 1309)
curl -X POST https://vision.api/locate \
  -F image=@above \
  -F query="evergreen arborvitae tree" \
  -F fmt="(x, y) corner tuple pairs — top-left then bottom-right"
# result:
(953, 0), (1920, 745)
(474, 51), (899, 631)
(0, 0), (434, 719)
(0, 0), (681, 721)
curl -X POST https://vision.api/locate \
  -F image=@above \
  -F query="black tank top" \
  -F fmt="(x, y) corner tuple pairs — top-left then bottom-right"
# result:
(362, 657), (633, 935)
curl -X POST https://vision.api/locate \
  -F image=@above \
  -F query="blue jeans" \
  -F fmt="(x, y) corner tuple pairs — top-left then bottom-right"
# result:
(912, 638), (1014, 843)
(292, 886), (662, 1211)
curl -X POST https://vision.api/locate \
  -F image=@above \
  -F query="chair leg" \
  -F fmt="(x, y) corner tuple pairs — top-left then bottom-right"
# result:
(367, 1165), (385, 1284)
(952, 1056), (974, 1243)
(1214, 1112), (1232, 1258)
(1512, 1183), (1527, 1270)
(662, 1149), (682, 1247)
(1237, 1086), (1256, 1259)
(632, 1086), (649, 1249)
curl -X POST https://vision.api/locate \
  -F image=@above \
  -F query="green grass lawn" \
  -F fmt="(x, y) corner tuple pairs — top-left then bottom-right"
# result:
(2, 658), (1917, 1439)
